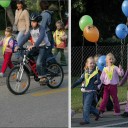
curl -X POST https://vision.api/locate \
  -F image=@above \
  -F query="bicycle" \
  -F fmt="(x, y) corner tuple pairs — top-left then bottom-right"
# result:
(6, 47), (64, 95)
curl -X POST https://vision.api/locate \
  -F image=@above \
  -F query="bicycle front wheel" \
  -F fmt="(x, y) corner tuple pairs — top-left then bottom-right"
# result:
(47, 63), (64, 89)
(6, 66), (30, 95)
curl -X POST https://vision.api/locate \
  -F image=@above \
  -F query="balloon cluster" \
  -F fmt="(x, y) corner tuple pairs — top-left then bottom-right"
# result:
(79, 15), (99, 43)
(0, 0), (11, 8)
(115, 0), (128, 39)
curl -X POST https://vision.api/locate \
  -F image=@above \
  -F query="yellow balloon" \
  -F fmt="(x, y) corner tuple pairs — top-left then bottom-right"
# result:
(83, 25), (99, 43)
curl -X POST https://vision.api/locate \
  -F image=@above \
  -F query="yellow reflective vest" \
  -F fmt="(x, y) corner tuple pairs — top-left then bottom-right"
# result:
(53, 30), (66, 48)
(84, 67), (98, 87)
(2, 36), (12, 55)
(103, 65), (115, 80)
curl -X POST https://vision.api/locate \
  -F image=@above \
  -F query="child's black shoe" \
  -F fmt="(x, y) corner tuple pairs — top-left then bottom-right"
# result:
(79, 121), (89, 125)
(121, 112), (128, 117)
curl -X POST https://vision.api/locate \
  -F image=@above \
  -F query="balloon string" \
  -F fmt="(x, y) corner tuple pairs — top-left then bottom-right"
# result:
(5, 8), (7, 27)
(81, 35), (84, 75)
(95, 42), (98, 55)
(121, 39), (123, 67)
(122, 39), (126, 68)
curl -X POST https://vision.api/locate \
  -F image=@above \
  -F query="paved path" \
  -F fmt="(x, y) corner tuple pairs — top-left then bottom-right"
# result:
(72, 104), (128, 127)
(0, 46), (68, 127)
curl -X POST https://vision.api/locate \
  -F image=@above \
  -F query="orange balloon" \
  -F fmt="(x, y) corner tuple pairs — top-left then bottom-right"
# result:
(83, 25), (99, 43)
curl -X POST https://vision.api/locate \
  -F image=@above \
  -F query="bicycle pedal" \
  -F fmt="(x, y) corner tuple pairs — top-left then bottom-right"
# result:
(39, 82), (47, 86)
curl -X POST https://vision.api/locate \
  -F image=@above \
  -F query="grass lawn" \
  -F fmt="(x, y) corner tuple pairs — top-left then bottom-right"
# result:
(71, 77), (128, 112)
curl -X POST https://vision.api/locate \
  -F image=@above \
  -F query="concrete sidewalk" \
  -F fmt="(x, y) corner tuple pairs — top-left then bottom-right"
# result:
(72, 104), (128, 127)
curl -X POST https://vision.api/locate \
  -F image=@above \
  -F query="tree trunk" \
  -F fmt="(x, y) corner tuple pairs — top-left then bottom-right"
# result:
(6, 5), (15, 25)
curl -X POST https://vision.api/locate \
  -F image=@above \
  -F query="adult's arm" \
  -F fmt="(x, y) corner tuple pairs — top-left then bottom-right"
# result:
(40, 12), (48, 29)
(120, 70), (128, 86)
(24, 10), (30, 33)
(34, 27), (45, 47)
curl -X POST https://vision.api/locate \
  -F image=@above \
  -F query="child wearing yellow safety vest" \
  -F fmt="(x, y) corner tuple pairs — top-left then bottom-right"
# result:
(99, 53), (124, 116)
(72, 57), (101, 125)
(0, 27), (14, 77)
(92, 54), (113, 111)
(53, 20), (67, 65)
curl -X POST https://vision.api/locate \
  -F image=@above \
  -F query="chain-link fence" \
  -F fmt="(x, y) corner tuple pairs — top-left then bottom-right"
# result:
(71, 45), (128, 111)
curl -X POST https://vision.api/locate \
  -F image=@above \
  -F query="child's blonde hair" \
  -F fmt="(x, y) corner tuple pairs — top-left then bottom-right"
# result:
(84, 56), (94, 70)
(56, 20), (65, 30)
(106, 53), (116, 65)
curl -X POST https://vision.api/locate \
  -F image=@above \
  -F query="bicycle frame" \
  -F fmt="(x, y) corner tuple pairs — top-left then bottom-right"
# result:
(18, 48), (57, 79)
(19, 49), (38, 78)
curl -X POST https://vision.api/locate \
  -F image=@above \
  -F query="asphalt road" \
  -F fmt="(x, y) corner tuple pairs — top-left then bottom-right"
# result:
(0, 47), (68, 127)
(72, 104), (128, 127)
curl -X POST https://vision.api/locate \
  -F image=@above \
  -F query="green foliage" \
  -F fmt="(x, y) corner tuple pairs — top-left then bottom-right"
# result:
(72, 0), (86, 14)
(25, 0), (41, 12)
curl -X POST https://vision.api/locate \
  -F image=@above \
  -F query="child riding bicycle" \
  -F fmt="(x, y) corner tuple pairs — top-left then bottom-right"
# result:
(15, 13), (51, 84)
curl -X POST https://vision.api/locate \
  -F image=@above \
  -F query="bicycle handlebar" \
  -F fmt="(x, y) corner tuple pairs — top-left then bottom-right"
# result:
(17, 47), (27, 51)
(17, 47), (37, 51)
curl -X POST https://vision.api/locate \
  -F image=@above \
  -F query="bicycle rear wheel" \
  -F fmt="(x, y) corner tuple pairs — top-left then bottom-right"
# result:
(47, 63), (64, 89)
(6, 66), (30, 95)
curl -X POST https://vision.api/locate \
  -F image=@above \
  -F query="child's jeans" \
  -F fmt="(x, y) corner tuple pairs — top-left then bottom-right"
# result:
(83, 92), (99, 123)
(100, 85), (120, 113)
(1, 52), (14, 73)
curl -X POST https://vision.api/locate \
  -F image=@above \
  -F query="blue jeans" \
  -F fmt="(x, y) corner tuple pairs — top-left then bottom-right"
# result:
(17, 31), (25, 42)
(15, 31), (25, 58)
(36, 47), (47, 77)
(83, 92), (99, 123)
(47, 31), (54, 48)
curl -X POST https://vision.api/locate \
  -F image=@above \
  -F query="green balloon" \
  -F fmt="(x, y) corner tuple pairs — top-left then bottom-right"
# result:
(79, 15), (93, 31)
(0, 0), (11, 8)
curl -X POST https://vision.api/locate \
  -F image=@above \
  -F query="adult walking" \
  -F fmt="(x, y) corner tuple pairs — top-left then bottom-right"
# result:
(39, 0), (54, 48)
(14, 0), (30, 43)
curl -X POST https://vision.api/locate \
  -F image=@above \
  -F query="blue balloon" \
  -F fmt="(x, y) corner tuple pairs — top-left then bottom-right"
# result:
(115, 24), (128, 39)
(122, 0), (128, 17)
(97, 55), (106, 71)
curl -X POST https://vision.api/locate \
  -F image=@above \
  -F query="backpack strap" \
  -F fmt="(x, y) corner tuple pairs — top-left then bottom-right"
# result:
(8, 37), (13, 45)
(45, 11), (52, 29)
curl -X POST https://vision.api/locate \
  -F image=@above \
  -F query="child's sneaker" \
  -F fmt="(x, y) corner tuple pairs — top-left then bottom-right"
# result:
(95, 115), (100, 121)
(0, 72), (4, 77)
(113, 112), (121, 116)
(99, 111), (103, 118)
(80, 121), (89, 125)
